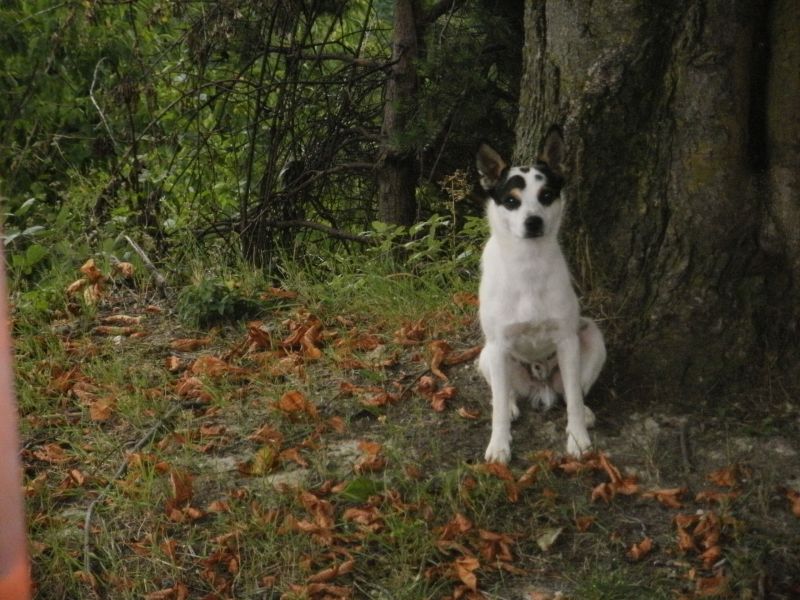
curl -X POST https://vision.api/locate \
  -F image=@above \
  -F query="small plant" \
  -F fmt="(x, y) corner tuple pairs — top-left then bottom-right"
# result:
(176, 277), (262, 327)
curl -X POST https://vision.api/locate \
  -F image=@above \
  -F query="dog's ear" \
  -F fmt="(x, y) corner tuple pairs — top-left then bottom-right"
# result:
(476, 143), (507, 190)
(538, 126), (565, 175)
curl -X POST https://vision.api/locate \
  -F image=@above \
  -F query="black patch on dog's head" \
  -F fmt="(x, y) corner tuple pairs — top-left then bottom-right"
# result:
(488, 174), (526, 209)
(532, 161), (564, 206)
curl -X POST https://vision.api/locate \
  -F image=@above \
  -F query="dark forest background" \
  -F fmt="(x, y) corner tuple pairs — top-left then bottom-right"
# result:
(3, 0), (798, 398)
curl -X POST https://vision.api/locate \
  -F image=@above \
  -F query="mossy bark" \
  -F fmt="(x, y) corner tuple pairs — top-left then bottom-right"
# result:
(516, 0), (799, 396)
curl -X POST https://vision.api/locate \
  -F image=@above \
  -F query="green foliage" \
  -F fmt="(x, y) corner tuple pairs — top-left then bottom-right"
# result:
(176, 277), (263, 328)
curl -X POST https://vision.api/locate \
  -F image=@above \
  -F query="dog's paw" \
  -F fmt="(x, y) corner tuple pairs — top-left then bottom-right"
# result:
(531, 386), (557, 411)
(584, 405), (596, 428)
(565, 428), (592, 457)
(484, 434), (512, 464)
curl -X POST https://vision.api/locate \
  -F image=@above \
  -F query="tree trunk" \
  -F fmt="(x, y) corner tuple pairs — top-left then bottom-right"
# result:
(377, 0), (419, 226)
(516, 0), (799, 397)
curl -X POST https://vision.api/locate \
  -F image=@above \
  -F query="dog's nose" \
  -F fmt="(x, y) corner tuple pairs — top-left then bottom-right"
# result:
(524, 215), (544, 238)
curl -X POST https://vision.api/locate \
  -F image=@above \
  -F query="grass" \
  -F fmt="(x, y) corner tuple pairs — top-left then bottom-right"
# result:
(12, 234), (800, 599)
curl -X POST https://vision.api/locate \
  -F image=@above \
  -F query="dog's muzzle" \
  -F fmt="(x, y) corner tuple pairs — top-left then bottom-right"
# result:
(524, 215), (544, 238)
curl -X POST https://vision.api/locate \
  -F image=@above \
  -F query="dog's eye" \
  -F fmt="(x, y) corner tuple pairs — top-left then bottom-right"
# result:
(538, 189), (558, 206)
(502, 196), (520, 210)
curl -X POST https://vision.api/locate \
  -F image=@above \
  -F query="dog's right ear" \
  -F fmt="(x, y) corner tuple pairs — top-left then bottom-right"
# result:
(476, 143), (507, 190)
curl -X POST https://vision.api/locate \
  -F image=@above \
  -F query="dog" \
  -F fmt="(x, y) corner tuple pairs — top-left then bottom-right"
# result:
(476, 127), (606, 463)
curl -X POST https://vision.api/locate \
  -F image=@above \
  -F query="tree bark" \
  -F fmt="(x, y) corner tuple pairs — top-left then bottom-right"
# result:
(516, 0), (799, 396)
(377, 0), (420, 226)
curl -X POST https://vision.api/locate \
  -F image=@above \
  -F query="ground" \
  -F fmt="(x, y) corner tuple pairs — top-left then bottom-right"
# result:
(15, 263), (800, 600)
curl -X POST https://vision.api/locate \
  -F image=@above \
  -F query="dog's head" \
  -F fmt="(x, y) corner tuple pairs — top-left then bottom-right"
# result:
(476, 127), (565, 241)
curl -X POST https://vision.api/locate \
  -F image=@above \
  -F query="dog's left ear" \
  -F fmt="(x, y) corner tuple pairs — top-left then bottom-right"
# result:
(476, 143), (507, 190)
(538, 126), (565, 175)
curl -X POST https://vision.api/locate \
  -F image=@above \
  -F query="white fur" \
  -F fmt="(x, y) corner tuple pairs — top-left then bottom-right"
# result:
(477, 158), (606, 463)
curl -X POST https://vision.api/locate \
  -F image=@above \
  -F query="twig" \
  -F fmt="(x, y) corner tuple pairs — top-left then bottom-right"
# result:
(83, 403), (182, 579)
(398, 367), (432, 401)
(124, 235), (168, 297)
(89, 57), (119, 153)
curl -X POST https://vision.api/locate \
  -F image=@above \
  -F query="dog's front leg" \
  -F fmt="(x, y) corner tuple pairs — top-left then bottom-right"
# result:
(557, 334), (592, 456)
(483, 343), (513, 463)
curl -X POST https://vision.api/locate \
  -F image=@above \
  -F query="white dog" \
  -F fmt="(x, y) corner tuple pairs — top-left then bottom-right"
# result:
(476, 127), (606, 463)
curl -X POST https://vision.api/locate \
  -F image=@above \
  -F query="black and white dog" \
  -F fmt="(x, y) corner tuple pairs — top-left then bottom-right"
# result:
(476, 128), (606, 463)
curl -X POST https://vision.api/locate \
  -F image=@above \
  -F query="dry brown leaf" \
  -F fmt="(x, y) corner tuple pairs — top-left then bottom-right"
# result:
(80, 258), (105, 283)
(575, 515), (595, 532)
(88, 397), (115, 422)
(169, 337), (211, 352)
(591, 482), (614, 504)
(438, 513), (474, 541)
(706, 465), (739, 487)
(699, 545), (722, 569)
(695, 490), (740, 504)
(260, 287), (298, 300)
(275, 390), (319, 419)
(457, 406), (481, 420)
(429, 340), (451, 380)
(454, 556), (480, 592)
(165, 356), (183, 372)
(31, 443), (71, 464)
(66, 278), (88, 296)
(475, 462), (514, 481)
(113, 262), (135, 278)
(431, 385), (456, 412)
(101, 314), (143, 327)
(443, 345), (482, 366)
(453, 291), (479, 307)
(93, 325), (138, 336)
(394, 320), (426, 345)
(695, 570), (729, 597)
(641, 487), (687, 509)
(626, 536), (653, 561)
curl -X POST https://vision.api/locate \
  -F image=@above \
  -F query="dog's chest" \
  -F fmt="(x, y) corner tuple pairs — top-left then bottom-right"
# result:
(479, 239), (579, 341)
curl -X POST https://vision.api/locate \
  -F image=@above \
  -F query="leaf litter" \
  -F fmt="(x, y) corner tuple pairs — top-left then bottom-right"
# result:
(18, 259), (800, 598)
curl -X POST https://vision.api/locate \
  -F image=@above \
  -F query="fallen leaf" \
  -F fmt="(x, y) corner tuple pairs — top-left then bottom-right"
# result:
(394, 320), (426, 345)
(165, 356), (183, 372)
(169, 337), (211, 351)
(260, 287), (298, 300)
(66, 278), (88, 296)
(591, 482), (614, 504)
(113, 262), (135, 278)
(706, 465), (739, 488)
(443, 345), (482, 366)
(307, 559), (356, 584)
(642, 487), (687, 509)
(275, 390), (318, 419)
(430, 385), (456, 412)
(695, 570), (729, 597)
(454, 556), (480, 591)
(93, 325), (138, 336)
(100, 314), (142, 326)
(626, 537), (653, 561)
(429, 340), (451, 380)
(457, 406), (481, 420)
(699, 545), (722, 569)
(453, 292), (479, 307)
(695, 490), (740, 504)
(88, 397), (115, 422)
(575, 516), (594, 532)
(80, 258), (105, 282)
(536, 527), (563, 552)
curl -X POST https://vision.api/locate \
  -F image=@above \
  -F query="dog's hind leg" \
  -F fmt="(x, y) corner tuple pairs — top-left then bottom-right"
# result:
(480, 343), (514, 463)
(578, 318), (606, 395)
